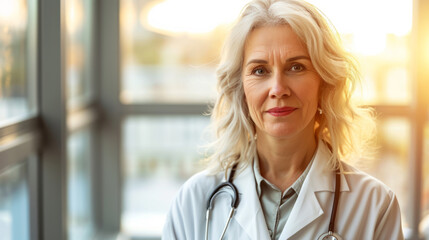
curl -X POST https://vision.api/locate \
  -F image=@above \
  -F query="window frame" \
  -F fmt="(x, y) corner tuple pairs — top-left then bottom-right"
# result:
(38, 0), (102, 239)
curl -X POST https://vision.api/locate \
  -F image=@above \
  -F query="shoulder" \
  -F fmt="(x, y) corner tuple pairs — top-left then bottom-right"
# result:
(342, 162), (393, 195)
(337, 162), (404, 238)
(341, 162), (397, 212)
(163, 170), (225, 239)
(174, 170), (225, 205)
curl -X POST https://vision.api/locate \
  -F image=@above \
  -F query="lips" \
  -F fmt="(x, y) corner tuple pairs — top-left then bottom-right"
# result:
(266, 106), (297, 116)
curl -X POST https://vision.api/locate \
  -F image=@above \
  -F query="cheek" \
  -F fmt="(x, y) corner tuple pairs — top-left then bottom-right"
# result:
(243, 81), (267, 107)
(303, 88), (319, 105)
(296, 78), (321, 105)
(243, 82), (266, 124)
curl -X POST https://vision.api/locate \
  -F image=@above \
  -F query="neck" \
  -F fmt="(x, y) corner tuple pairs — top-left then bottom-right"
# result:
(255, 129), (317, 191)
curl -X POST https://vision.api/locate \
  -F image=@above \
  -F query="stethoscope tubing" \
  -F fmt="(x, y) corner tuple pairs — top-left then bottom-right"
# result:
(205, 164), (342, 240)
(329, 171), (341, 233)
(205, 164), (240, 240)
(318, 170), (342, 240)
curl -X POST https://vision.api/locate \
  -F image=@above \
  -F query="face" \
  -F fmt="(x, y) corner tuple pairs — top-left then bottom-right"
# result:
(242, 25), (321, 140)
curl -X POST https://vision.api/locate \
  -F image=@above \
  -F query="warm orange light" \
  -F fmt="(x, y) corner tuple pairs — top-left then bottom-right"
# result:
(141, 0), (250, 36)
(307, 0), (412, 36)
(66, 0), (84, 35)
(307, 0), (413, 56)
(120, 0), (137, 35)
(0, 0), (27, 30)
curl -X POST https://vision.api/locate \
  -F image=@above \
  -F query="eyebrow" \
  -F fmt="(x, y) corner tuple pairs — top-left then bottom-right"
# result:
(245, 55), (311, 66)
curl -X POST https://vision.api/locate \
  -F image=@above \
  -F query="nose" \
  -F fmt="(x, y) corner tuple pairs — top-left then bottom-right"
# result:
(269, 72), (291, 98)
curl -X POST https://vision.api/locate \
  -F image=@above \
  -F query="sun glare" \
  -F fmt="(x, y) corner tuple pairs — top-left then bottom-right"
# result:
(141, 0), (412, 54)
(0, 0), (27, 30)
(308, 0), (413, 36)
(307, 0), (413, 55)
(66, 0), (84, 35)
(142, 0), (250, 35)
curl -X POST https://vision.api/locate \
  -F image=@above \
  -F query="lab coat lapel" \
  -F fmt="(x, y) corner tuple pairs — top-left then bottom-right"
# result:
(280, 141), (349, 240)
(233, 164), (271, 240)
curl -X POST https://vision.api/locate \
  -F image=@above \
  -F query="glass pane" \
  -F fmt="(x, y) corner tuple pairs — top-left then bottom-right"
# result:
(121, 115), (210, 237)
(120, 0), (249, 104)
(363, 118), (410, 231)
(421, 121), (429, 237)
(0, 162), (30, 240)
(0, 0), (37, 126)
(67, 126), (95, 240)
(65, 0), (95, 110)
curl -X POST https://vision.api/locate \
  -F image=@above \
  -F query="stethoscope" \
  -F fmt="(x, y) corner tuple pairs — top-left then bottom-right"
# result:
(204, 163), (343, 240)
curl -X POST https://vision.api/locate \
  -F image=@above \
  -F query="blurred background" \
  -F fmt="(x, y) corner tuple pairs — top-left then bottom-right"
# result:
(0, 0), (428, 239)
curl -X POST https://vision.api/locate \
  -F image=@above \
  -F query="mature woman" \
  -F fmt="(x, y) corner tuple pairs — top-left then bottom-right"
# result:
(163, 0), (404, 239)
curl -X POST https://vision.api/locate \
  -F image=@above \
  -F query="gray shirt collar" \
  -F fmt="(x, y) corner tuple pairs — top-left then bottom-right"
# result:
(253, 151), (315, 198)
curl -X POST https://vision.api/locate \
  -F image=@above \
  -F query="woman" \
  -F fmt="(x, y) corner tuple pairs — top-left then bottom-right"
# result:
(163, 0), (404, 239)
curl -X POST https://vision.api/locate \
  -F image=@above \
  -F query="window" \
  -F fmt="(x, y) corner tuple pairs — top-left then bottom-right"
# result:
(65, 0), (98, 239)
(65, 0), (96, 110)
(121, 115), (209, 236)
(0, 1), (39, 239)
(421, 122), (429, 235)
(67, 127), (96, 240)
(119, 0), (248, 104)
(0, 160), (30, 240)
(365, 118), (411, 229)
(0, 0), (37, 126)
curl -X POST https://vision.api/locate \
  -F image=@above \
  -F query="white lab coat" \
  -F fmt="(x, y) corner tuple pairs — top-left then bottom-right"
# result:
(162, 142), (404, 240)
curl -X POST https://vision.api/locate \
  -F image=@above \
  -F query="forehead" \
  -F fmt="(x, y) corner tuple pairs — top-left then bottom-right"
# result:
(243, 25), (308, 59)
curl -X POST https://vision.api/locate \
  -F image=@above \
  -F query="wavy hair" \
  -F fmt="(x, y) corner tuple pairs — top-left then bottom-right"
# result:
(204, 0), (376, 173)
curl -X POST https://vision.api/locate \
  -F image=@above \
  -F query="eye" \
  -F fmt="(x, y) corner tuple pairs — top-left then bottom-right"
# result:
(290, 63), (305, 72)
(252, 67), (267, 76)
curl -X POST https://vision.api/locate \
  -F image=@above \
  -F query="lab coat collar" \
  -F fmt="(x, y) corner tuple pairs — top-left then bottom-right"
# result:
(280, 140), (350, 240)
(232, 140), (350, 240)
(233, 161), (271, 240)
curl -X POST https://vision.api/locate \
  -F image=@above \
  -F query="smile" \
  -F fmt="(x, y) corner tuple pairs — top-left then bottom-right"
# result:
(266, 107), (297, 117)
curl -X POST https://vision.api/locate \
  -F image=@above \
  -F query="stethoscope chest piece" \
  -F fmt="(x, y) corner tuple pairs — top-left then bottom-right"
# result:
(318, 231), (343, 240)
